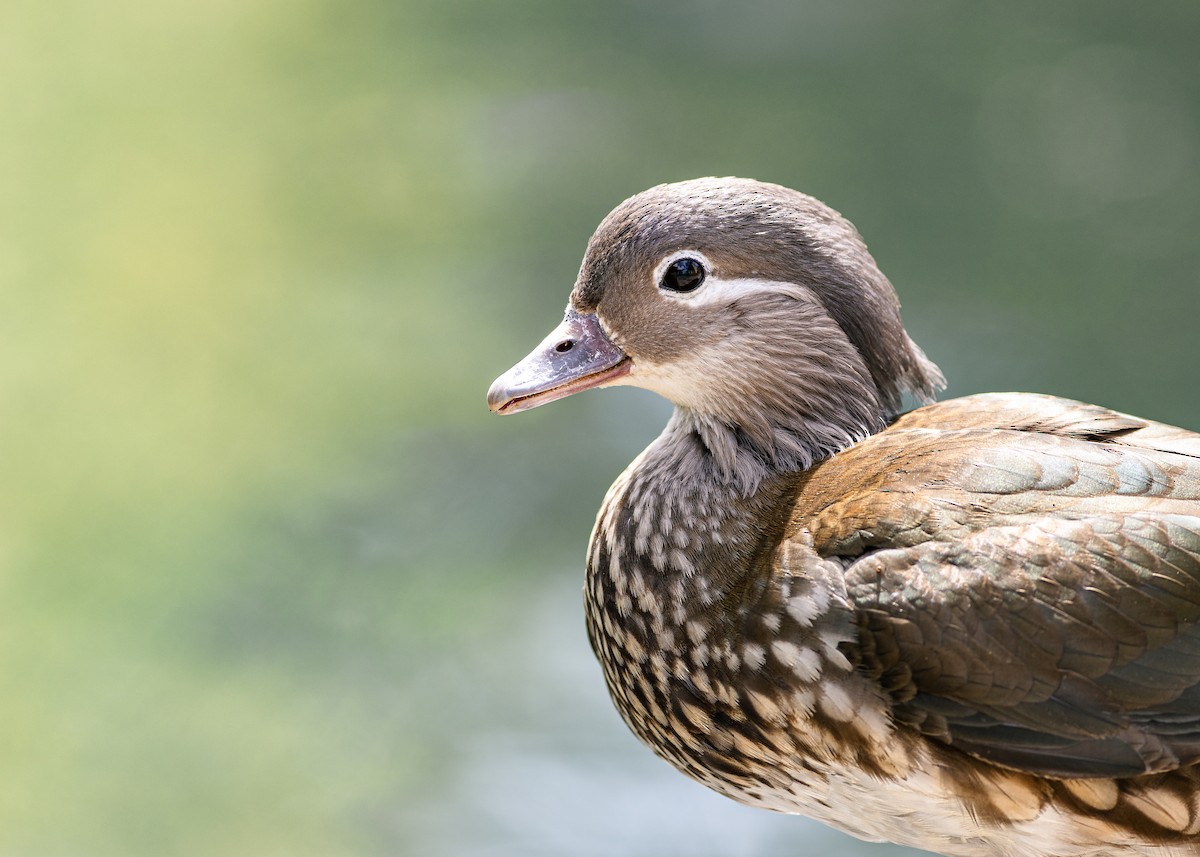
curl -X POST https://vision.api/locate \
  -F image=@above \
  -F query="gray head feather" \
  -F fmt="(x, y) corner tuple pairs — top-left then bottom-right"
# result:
(572, 177), (946, 492)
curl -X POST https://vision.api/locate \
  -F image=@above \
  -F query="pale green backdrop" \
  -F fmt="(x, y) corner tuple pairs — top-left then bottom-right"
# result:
(3, 2), (1199, 855)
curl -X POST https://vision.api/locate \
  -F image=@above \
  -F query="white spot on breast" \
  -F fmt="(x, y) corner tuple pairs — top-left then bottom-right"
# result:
(746, 689), (785, 724)
(643, 693), (668, 726)
(786, 598), (819, 627)
(771, 641), (822, 682)
(818, 682), (856, 722)
(730, 729), (773, 762)
(759, 726), (796, 755)
(603, 521), (619, 553)
(679, 700), (713, 733)
(650, 533), (667, 568)
(742, 643), (766, 670)
(715, 681), (740, 708)
(792, 687), (816, 717)
(608, 552), (626, 594)
(629, 569), (654, 610)
(669, 549), (693, 573)
(852, 699), (894, 746)
(624, 634), (646, 663)
(723, 647), (740, 670)
(819, 629), (853, 671)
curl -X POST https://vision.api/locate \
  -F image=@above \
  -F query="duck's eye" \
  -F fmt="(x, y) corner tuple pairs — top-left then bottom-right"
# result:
(660, 257), (706, 293)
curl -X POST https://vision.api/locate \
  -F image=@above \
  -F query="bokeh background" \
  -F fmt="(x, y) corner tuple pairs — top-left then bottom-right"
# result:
(4, 2), (1200, 855)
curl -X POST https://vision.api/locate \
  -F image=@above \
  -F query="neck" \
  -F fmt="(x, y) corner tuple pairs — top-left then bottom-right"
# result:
(588, 419), (806, 618)
(674, 398), (886, 497)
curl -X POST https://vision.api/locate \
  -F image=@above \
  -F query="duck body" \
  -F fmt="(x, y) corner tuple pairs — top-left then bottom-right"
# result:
(586, 392), (1200, 856)
(488, 178), (1200, 856)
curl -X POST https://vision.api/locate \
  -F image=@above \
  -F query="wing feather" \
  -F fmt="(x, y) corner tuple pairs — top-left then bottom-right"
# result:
(793, 394), (1200, 779)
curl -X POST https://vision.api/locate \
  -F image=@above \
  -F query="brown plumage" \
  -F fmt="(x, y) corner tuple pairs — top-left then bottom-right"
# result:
(487, 177), (1200, 856)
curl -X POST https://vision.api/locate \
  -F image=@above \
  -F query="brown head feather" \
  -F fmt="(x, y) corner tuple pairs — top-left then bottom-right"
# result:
(569, 177), (944, 490)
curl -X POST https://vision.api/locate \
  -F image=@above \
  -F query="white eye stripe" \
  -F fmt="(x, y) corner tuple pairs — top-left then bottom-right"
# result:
(652, 250), (812, 307)
(661, 274), (809, 308)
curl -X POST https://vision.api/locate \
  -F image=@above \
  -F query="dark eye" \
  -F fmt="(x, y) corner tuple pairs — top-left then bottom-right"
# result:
(660, 257), (706, 293)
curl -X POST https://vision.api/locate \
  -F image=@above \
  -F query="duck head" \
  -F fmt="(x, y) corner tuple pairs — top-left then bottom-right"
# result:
(489, 177), (944, 480)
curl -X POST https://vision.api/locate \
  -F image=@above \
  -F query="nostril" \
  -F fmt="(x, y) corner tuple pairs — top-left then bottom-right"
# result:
(555, 339), (575, 353)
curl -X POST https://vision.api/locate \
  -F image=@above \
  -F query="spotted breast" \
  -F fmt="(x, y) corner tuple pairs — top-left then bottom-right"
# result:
(488, 177), (1200, 857)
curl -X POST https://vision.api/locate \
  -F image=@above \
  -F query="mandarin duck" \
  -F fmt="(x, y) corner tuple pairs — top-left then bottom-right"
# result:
(486, 178), (1200, 857)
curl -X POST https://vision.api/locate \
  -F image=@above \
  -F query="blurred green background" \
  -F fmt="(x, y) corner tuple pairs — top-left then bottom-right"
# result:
(3, 1), (1199, 855)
